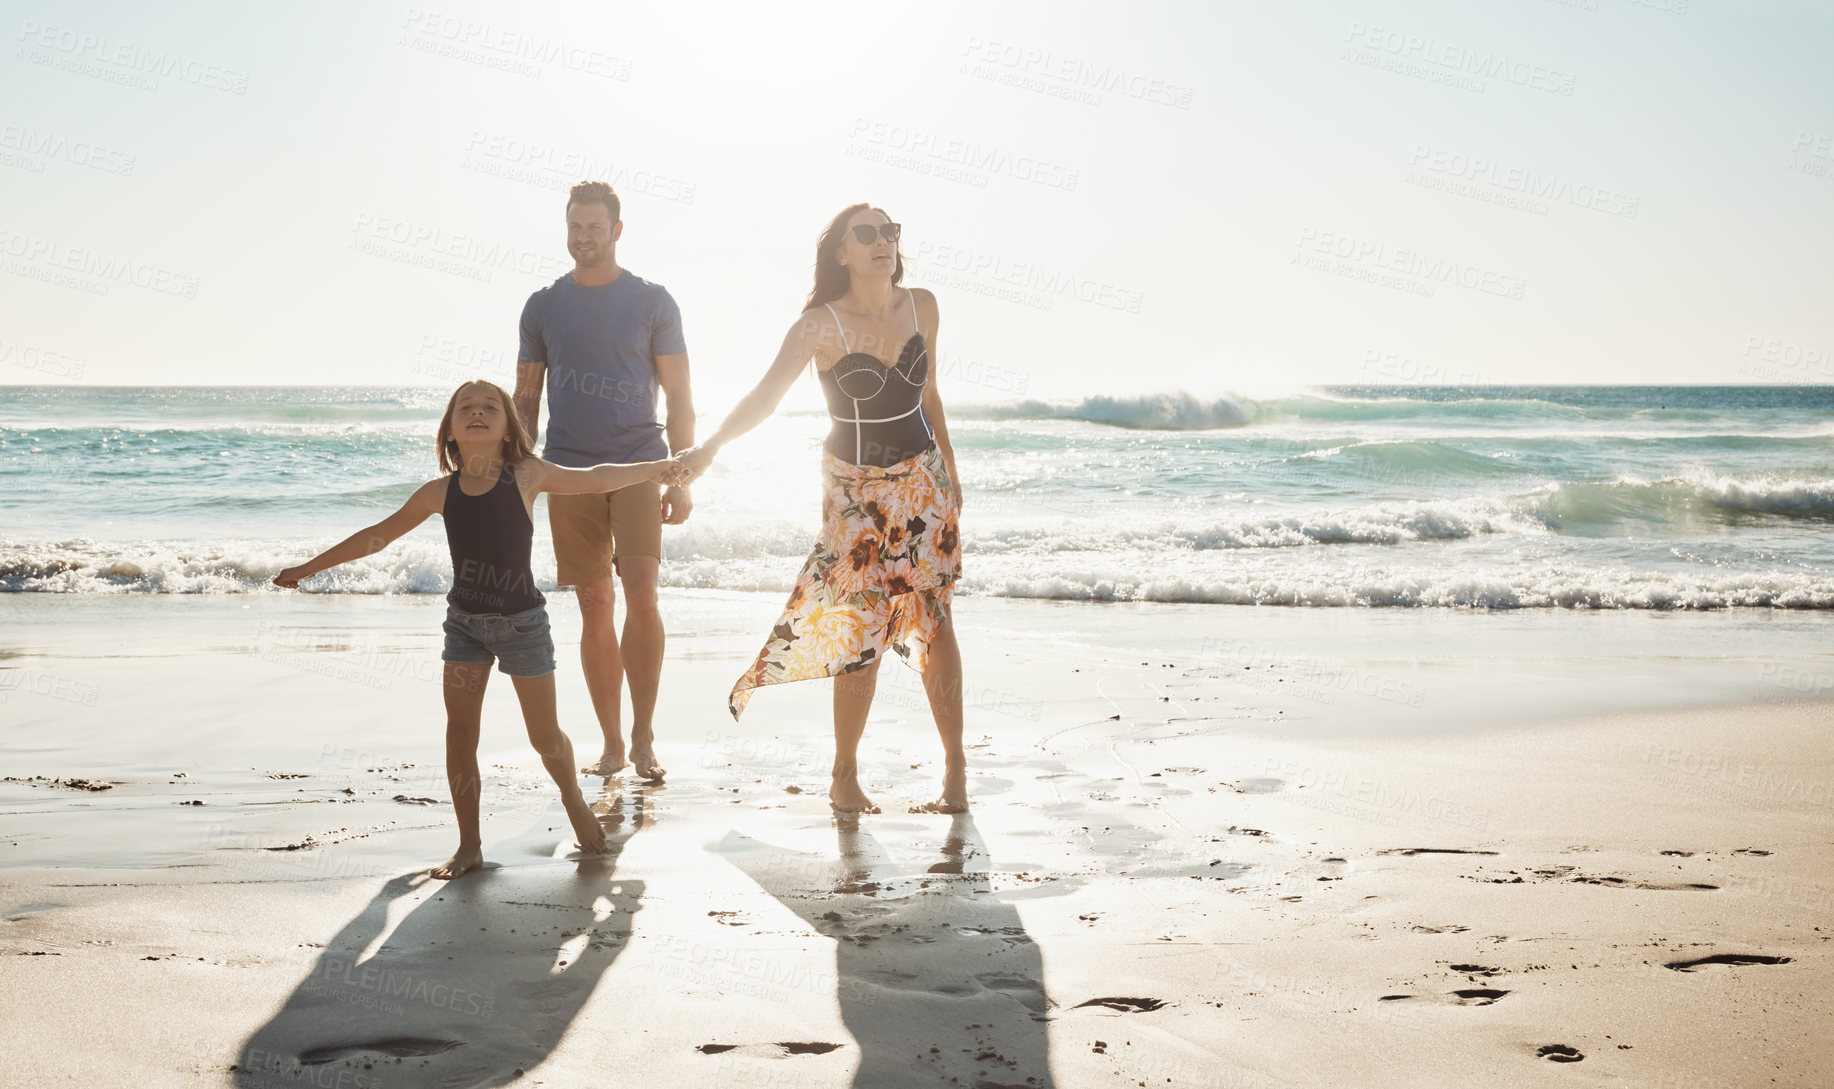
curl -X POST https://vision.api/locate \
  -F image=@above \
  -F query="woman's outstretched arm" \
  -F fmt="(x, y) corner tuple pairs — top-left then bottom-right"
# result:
(273, 478), (444, 587)
(677, 312), (827, 480)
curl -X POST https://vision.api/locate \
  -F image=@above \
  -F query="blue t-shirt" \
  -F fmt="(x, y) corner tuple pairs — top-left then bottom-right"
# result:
(518, 270), (686, 466)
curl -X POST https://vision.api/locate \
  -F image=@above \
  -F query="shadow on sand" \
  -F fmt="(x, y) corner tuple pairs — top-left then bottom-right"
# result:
(719, 813), (1056, 1088)
(233, 790), (655, 1088)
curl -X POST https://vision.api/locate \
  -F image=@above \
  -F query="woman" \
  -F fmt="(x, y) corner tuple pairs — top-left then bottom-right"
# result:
(676, 204), (965, 815)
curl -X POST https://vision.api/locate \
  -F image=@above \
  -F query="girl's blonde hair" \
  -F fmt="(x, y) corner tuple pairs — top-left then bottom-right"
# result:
(436, 379), (536, 473)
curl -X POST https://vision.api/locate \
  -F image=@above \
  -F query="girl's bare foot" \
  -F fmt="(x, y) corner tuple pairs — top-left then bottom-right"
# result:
(830, 775), (880, 814)
(581, 747), (627, 776)
(431, 843), (484, 880)
(912, 764), (969, 813)
(564, 794), (608, 854)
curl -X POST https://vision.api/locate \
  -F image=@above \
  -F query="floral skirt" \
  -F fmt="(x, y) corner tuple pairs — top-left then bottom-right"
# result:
(729, 443), (961, 719)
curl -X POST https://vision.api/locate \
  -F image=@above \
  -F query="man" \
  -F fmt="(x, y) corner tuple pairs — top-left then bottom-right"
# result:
(514, 181), (692, 780)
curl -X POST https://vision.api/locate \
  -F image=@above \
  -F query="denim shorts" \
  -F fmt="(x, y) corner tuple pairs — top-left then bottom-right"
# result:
(441, 603), (556, 678)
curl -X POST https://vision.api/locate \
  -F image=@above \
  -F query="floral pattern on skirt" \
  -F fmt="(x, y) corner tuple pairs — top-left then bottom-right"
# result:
(729, 443), (960, 719)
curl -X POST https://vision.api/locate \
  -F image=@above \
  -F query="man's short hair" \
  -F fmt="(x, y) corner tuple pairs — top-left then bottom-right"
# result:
(567, 181), (620, 222)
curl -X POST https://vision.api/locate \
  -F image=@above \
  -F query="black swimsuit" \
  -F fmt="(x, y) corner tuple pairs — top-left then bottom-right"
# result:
(817, 289), (934, 468)
(444, 461), (545, 615)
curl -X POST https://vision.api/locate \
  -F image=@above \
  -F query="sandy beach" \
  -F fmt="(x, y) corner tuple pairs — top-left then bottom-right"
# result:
(1, 592), (1829, 1087)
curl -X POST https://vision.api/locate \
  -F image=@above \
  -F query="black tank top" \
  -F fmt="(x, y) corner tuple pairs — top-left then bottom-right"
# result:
(817, 289), (934, 467)
(444, 460), (545, 615)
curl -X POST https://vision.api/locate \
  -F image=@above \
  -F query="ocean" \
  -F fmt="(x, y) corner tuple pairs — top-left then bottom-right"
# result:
(2, 384), (1831, 609)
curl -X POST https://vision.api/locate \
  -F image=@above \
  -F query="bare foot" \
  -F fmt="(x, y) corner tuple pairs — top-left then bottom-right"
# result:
(431, 843), (484, 880)
(912, 764), (969, 814)
(830, 775), (881, 814)
(629, 744), (666, 781)
(564, 794), (608, 854)
(581, 747), (628, 776)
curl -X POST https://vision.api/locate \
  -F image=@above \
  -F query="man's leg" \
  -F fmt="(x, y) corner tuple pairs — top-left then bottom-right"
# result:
(551, 491), (626, 775)
(607, 481), (666, 780)
(575, 575), (628, 774)
(616, 554), (665, 779)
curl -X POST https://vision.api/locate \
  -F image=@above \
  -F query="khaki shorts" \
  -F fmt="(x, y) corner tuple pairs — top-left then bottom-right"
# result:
(549, 482), (662, 585)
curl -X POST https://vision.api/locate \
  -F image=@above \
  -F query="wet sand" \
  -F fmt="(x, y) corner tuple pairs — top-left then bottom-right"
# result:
(2, 593), (1830, 1087)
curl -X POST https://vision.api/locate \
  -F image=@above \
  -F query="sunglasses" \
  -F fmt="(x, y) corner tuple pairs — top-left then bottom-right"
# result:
(848, 222), (901, 245)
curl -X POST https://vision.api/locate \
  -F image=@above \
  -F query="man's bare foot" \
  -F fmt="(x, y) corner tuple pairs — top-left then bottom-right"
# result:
(581, 747), (628, 776)
(629, 744), (665, 781)
(830, 775), (880, 814)
(911, 764), (969, 814)
(564, 794), (608, 854)
(431, 843), (484, 880)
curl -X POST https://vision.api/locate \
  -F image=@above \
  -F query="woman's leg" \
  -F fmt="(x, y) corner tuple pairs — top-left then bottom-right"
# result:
(917, 615), (969, 813)
(434, 661), (492, 879)
(510, 671), (609, 854)
(831, 658), (884, 813)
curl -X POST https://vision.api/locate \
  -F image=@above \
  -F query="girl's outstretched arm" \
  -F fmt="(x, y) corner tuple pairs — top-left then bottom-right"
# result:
(273, 479), (444, 588)
(529, 458), (683, 497)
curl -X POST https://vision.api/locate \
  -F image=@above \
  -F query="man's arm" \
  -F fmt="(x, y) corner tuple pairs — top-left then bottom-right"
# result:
(655, 351), (694, 525)
(514, 359), (545, 437)
(655, 352), (694, 455)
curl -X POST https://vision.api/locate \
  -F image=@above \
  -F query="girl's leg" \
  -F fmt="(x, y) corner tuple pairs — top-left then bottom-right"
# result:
(831, 658), (884, 813)
(917, 616), (969, 813)
(510, 671), (608, 854)
(433, 661), (492, 879)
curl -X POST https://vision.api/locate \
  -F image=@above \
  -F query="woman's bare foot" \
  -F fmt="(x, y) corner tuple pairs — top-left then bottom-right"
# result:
(564, 794), (608, 854)
(431, 843), (484, 880)
(830, 774), (880, 814)
(581, 746), (627, 776)
(912, 764), (969, 814)
(629, 745), (665, 781)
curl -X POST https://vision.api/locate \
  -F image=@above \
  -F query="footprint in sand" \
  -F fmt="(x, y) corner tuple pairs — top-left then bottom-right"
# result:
(1537, 1044), (1583, 1062)
(1664, 953), (1792, 972)
(696, 1042), (845, 1057)
(1376, 989), (1510, 1006)
(296, 1038), (463, 1063)
(1571, 875), (1718, 891)
(1378, 848), (1500, 857)
(1072, 996), (1166, 1013)
(1732, 848), (1773, 856)
(1659, 849), (1695, 857)
(1409, 924), (1471, 934)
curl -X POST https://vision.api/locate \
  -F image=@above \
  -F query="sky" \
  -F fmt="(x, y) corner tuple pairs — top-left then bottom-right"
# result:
(2, 0), (1832, 403)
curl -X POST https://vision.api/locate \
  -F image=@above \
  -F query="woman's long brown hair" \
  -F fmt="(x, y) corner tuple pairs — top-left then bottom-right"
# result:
(436, 379), (536, 473)
(802, 202), (904, 313)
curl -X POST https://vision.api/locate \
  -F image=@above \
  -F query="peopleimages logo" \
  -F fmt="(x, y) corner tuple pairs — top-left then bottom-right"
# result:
(0, 228), (201, 298)
(0, 124), (136, 175)
(1407, 146), (1640, 218)
(1294, 227), (1527, 300)
(15, 20), (251, 94)
(1343, 22), (1576, 96)
(847, 117), (1079, 191)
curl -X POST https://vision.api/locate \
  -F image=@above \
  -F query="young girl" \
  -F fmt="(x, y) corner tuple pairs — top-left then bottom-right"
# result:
(273, 379), (683, 879)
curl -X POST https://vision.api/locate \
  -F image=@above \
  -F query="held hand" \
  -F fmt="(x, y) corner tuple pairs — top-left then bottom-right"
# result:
(660, 483), (693, 525)
(272, 564), (311, 589)
(674, 444), (716, 486)
(652, 459), (690, 488)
